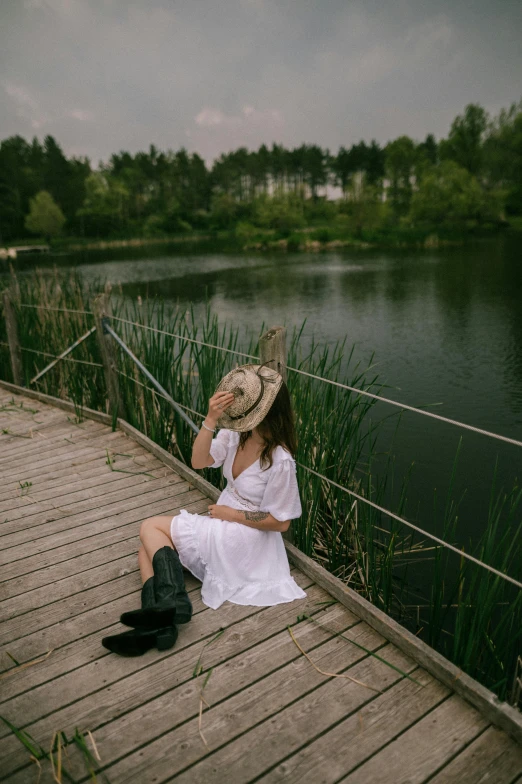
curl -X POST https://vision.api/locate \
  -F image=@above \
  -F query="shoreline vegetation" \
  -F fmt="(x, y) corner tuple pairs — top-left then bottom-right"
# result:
(4, 216), (519, 258)
(1, 99), (521, 252)
(1, 269), (521, 707)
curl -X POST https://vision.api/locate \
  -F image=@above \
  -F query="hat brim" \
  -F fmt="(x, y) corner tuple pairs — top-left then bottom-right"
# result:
(214, 364), (282, 432)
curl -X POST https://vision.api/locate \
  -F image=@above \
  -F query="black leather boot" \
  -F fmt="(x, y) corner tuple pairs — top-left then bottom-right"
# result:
(102, 577), (178, 656)
(120, 547), (192, 630)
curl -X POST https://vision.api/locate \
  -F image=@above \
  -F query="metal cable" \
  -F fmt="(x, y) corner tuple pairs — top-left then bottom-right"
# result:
(17, 344), (103, 368)
(296, 460), (522, 591)
(110, 316), (522, 448)
(111, 315), (258, 361)
(116, 369), (205, 419)
(290, 366), (522, 448)
(18, 304), (94, 316)
(11, 305), (522, 448)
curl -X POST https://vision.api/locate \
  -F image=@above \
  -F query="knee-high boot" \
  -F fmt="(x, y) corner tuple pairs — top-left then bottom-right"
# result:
(120, 546), (192, 630)
(101, 577), (178, 656)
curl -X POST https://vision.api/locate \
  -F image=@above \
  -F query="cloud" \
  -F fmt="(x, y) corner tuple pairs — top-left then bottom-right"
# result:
(3, 81), (49, 129)
(190, 106), (285, 159)
(0, 0), (521, 163)
(67, 109), (95, 122)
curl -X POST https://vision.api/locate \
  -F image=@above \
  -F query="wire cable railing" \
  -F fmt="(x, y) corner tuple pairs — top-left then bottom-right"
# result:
(109, 313), (522, 449)
(13, 303), (522, 448)
(5, 300), (521, 593)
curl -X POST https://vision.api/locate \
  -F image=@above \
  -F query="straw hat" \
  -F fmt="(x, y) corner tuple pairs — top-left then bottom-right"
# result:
(214, 362), (283, 432)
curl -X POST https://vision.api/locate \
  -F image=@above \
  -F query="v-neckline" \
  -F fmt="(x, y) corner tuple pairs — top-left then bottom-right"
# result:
(231, 437), (261, 482)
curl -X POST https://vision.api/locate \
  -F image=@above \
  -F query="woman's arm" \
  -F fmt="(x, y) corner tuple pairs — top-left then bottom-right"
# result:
(208, 504), (290, 533)
(191, 391), (235, 469)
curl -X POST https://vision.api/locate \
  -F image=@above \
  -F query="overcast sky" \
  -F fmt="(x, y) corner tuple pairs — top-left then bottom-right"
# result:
(1, 0), (521, 167)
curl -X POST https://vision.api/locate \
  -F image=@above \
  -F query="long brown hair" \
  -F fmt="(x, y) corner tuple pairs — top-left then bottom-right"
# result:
(238, 381), (297, 470)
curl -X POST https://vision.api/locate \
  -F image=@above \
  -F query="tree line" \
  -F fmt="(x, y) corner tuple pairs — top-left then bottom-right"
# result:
(0, 99), (521, 244)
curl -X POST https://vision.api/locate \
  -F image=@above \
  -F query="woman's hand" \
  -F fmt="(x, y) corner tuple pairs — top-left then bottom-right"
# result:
(207, 504), (236, 521)
(207, 504), (290, 532)
(206, 391), (235, 427)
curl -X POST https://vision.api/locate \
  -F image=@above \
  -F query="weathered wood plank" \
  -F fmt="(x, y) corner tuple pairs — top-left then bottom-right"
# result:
(0, 444), (152, 499)
(258, 668), (449, 784)
(428, 725), (522, 784)
(339, 694), (488, 783)
(0, 412), (95, 449)
(0, 455), (166, 516)
(0, 566), (304, 706)
(0, 572), (314, 736)
(0, 418), (105, 466)
(0, 577), (323, 770)
(7, 602), (379, 783)
(0, 494), (209, 582)
(0, 428), (136, 478)
(0, 464), (176, 531)
(0, 571), (205, 664)
(0, 479), (196, 556)
(1, 555), (142, 619)
(101, 641), (415, 784)
(1, 534), (154, 600)
(285, 541), (522, 746)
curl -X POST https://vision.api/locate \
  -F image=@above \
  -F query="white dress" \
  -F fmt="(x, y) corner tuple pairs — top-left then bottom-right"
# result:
(170, 428), (307, 609)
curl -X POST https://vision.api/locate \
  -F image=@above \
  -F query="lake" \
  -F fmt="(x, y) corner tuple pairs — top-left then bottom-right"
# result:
(5, 231), (522, 546)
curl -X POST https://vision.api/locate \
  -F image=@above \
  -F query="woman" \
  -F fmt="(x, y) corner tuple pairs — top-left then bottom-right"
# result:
(102, 362), (306, 657)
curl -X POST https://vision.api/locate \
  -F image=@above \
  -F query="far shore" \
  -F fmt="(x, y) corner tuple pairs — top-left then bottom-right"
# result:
(4, 219), (520, 259)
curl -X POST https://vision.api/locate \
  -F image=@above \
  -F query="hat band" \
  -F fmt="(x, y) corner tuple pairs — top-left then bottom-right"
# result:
(228, 375), (265, 421)
(227, 362), (279, 422)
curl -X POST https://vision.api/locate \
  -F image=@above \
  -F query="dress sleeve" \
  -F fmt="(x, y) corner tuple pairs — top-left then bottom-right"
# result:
(260, 457), (302, 522)
(208, 428), (231, 468)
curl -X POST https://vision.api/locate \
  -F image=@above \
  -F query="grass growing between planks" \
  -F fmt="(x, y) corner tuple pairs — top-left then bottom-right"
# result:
(0, 267), (521, 704)
(0, 716), (109, 784)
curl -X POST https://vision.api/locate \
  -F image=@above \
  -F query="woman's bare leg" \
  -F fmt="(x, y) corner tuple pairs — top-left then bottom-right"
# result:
(140, 516), (176, 564)
(138, 546), (153, 583)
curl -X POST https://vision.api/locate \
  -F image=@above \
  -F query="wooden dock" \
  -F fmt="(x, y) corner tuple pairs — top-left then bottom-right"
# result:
(1, 385), (521, 783)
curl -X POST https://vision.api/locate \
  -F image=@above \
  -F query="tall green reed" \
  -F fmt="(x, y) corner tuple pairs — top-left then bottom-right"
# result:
(1, 267), (521, 704)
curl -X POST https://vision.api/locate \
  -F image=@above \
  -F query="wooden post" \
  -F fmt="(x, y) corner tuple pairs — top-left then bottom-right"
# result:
(2, 289), (23, 386)
(259, 326), (287, 383)
(259, 325), (294, 542)
(92, 292), (124, 423)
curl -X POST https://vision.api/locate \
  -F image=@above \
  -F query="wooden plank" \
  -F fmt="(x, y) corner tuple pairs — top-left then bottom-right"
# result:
(98, 640), (415, 784)
(0, 565), (305, 706)
(0, 454), (165, 515)
(0, 570), (207, 664)
(1, 555), (141, 618)
(258, 668), (450, 784)
(0, 443), (152, 499)
(0, 474), (191, 551)
(339, 694), (488, 783)
(0, 463), (174, 531)
(5, 598), (375, 783)
(0, 485), (204, 570)
(0, 381), (221, 505)
(1, 571), (151, 643)
(285, 541), (522, 746)
(0, 577), (324, 769)
(0, 410), (82, 445)
(0, 380), (114, 427)
(0, 494), (209, 582)
(0, 418), (105, 465)
(1, 535), (154, 600)
(0, 502), (208, 701)
(427, 725), (522, 784)
(0, 428), (134, 478)
(0, 571), (314, 730)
